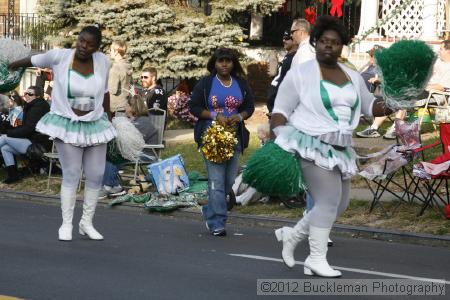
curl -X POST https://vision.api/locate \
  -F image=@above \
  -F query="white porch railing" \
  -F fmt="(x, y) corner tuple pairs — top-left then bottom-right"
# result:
(349, 0), (448, 69)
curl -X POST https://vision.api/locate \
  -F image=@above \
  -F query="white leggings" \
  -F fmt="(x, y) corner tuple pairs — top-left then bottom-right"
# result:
(300, 158), (351, 229)
(55, 140), (107, 189)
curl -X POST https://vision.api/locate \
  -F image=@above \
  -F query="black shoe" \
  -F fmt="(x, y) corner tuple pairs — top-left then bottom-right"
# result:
(212, 229), (227, 237)
(3, 165), (22, 184)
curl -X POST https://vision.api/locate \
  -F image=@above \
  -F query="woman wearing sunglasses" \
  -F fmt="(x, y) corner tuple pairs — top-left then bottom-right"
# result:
(0, 86), (49, 183)
(9, 25), (116, 242)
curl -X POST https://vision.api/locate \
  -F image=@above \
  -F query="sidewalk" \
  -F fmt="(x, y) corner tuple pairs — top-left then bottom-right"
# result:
(164, 103), (395, 150)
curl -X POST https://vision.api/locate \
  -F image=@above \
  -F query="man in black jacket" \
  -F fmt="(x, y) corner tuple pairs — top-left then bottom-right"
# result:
(139, 67), (167, 116)
(0, 86), (50, 183)
(266, 30), (298, 114)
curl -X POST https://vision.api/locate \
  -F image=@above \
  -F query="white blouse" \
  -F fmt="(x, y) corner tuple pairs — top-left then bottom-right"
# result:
(31, 49), (110, 122)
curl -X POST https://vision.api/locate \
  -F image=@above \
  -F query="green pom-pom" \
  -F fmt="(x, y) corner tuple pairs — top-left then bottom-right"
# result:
(375, 40), (436, 108)
(0, 61), (24, 93)
(242, 141), (306, 196)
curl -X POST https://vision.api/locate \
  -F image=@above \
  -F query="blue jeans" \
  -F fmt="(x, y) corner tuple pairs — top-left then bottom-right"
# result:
(0, 135), (32, 167)
(103, 161), (120, 187)
(202, 150), (241, 231)
(102, 154), (155, 187)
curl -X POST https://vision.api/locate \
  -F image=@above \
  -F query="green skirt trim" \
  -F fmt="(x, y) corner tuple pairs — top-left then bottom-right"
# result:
(36, 112), (117, 147)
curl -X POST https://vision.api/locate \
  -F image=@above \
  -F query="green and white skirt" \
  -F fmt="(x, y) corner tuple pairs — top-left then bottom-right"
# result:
(36, 112), (117, 147)
(273, 125), (357, 179)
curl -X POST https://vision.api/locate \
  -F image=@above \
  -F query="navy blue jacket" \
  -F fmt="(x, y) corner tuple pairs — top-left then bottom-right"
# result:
(189, 75), (255, 153)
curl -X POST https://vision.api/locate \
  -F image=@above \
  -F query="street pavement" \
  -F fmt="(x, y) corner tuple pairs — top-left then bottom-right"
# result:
(0, 197), (448, 300)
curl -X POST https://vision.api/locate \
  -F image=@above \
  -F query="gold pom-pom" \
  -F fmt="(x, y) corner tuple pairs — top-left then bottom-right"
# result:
(201, 121), (238, 163)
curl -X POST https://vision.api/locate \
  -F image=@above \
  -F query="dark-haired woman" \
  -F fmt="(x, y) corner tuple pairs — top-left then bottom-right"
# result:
(9, 26), (116, 241)
(189, 48), (255, 237)
(0, 86), (49, 183)
(271, 16), (391, 277)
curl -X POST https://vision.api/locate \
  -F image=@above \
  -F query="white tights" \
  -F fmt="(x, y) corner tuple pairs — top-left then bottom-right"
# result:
(299, 158), (351, 229)
(55, 140), (107, 189)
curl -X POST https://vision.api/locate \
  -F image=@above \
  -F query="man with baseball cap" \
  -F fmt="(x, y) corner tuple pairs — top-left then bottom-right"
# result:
(266, 30), (298, 113)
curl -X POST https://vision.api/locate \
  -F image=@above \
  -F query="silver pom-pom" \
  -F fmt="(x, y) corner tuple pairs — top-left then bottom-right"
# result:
(112, 116), (145, 162)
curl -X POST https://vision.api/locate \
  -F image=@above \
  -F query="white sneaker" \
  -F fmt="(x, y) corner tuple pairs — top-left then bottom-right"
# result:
(383, 125), (396, 140)
(108, 185), (126, 197)
(98, 188), (109, 200)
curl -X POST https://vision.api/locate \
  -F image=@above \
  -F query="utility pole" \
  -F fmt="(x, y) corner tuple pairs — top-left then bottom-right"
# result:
(7, 0), (15, 37)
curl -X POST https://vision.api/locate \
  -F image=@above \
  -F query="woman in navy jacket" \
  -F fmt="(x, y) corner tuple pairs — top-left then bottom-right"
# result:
(0, 85), (50, 183)
(189, 48), (254, 236)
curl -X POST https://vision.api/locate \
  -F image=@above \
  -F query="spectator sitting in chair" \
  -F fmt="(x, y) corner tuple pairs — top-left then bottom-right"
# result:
(356, 45), (406, 140)
(99, 94), (158, 199)
(0, 86), (50, 183)
(425, 39), (450, 100)
(140, 67), (167, 116)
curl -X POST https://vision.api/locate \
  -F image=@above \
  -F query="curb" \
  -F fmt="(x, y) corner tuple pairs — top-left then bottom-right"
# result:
(1, 189), (449, 248)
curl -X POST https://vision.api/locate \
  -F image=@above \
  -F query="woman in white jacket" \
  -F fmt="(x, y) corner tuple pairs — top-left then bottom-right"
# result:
(271, 16), (392, 277)
(9, 26), (116, 241)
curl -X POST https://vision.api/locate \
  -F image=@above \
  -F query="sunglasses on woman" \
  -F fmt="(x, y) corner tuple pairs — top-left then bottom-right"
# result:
(24, 92), (35, 96)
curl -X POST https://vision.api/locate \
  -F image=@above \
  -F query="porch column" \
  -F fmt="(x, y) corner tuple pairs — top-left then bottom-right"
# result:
(421, 0), (439, 40)
(357, 0), (380, 37)
(20, 0), (38, 14)
(249, 13), (263, 40)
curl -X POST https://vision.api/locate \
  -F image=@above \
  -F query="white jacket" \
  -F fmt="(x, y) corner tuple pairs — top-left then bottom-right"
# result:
(31, 48), (110, 122)
(273, 59), (375, 137)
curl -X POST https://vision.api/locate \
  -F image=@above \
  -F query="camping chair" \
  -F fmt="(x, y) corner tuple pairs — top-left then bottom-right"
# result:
(43, 140), (83, 191)
(412, 123), (450, 216)
(416, 89), (450, 127)
(357, 119), (427, 215)
(117, 108), (166, 187)
(145, 107), (166, 160)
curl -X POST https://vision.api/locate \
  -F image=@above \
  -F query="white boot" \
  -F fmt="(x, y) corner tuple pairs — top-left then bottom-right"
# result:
(79, 187), (104, 240)
(304, 226), (341, 277)
(58, 185), (77, 241)
(274, 216), (309, 268)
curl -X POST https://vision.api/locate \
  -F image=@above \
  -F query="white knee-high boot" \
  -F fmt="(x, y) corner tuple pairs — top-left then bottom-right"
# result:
(58, 185), (78, 241)
(304, 226), (341, 277)
(79, 187), (104, 240)
(274, 216), (309, 268)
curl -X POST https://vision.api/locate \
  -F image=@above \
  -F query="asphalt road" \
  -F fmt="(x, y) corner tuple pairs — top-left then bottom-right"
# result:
(0, 198), (448, 300)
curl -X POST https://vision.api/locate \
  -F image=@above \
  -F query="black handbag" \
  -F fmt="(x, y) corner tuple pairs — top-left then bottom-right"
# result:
(26, 143), (47, 161)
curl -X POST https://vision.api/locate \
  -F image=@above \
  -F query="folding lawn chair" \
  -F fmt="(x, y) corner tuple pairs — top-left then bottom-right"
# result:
(357, 119), (427, 215)
(416, 89), (450, 127)
(412, 123), (450, 217)
(44, 139), (83, 191)
(117, 108), (166, 188)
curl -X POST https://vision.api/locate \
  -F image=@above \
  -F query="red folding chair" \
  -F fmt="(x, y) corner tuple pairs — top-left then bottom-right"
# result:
(412, 123), (450, 217)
